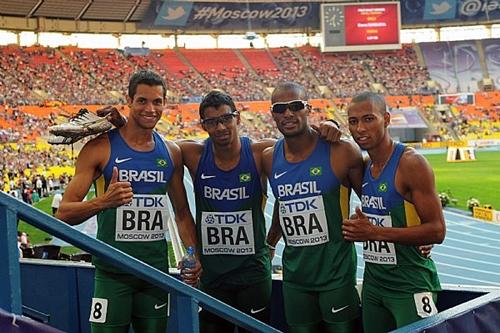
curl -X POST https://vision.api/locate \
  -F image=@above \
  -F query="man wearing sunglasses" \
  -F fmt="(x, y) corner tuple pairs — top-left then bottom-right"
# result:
(264, 82), (364, 333)
(178, 90), (274, 333)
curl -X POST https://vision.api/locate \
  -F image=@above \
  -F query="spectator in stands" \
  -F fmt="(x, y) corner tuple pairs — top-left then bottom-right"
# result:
(343, 92), (445, 333)
(55, 70), (200, 333)
(264, 82), (363, 333)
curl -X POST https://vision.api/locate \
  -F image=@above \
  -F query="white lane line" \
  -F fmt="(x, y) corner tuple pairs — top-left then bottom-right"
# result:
(445, 222), (500, 235)
(436, 271), (500, 286)
(433, 252), (500, 268)
(436, 261), (500, 277)
(445, 228), (500, 243)
(439, 244), (500, 258)
(441, 237), (500, 251)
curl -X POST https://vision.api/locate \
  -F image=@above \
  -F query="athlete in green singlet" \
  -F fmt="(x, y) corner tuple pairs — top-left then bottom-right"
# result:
(343, 92), (446, 333)
(264, 82), (365, 333)
(56, 70), (200, 333)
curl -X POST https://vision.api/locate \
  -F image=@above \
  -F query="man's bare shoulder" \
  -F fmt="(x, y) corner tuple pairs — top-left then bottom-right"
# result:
(331, 139), (362, 157)
(164, 139), (182, 154)
(176, 138), (204, 153)
(400, 147), (431, 171)
(80, 132), (109, 153)
(262, 145), (275, 159)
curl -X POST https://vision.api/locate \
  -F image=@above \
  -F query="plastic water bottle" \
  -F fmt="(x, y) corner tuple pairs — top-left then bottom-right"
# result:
(181, 246), (197, 283)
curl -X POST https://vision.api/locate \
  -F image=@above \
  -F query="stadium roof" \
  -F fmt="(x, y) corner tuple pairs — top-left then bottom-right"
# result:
(0, 0), (149, 22)
(0, 0), (369, 22)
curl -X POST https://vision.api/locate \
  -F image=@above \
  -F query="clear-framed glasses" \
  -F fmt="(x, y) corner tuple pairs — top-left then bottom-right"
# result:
(201, 112), (238, 129)
(270, 100), (309, 114)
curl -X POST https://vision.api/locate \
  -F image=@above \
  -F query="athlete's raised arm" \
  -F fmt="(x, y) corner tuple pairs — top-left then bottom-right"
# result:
(342, 149), (445, 245)
(56, 134), (133, 225)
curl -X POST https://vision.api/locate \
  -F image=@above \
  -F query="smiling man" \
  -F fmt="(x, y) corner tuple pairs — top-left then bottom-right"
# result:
(179, 91), (274, 333)
(343, 92), (445, 333)
(264, 82), (364, 333)
(56, 70), (200, 333)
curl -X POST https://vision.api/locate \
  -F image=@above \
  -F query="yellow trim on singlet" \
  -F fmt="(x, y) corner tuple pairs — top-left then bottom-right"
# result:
(94, 175), (106, 197)
(340, 185), (349, 220)
(404, 200), (421, 227)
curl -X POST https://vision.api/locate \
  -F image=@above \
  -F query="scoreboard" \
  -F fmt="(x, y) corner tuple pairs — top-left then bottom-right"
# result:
(321, 2), (401, 52)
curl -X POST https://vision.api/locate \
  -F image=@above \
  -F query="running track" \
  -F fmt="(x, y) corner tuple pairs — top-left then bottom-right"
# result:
(183, 175), (500, 289)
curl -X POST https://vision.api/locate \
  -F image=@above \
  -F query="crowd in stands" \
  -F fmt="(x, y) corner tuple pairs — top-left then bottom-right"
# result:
(1, 141), (74, 202)
(300, 47), (371, 98)
(361, 46), (432, 96)
(0, 44), (437, 105)
(0, 44), (499, 183)
(0, 105), (52, 142)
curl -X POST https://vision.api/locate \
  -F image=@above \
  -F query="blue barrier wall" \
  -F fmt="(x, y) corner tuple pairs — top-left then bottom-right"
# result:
(19, 259), (499, 333)
(19, 260), (288, 333)
(392, 291), (500, 333)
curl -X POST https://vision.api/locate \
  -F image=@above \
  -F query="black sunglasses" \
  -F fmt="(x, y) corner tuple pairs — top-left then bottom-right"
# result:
(201, 112), (238, 129)
(271, 100), (309, 114)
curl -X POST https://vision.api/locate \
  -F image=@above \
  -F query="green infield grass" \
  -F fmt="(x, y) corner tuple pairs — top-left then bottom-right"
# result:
(425, 150), (500, 211)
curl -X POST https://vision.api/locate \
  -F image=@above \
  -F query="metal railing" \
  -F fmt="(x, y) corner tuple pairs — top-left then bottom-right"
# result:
(0, 191), (281, 333)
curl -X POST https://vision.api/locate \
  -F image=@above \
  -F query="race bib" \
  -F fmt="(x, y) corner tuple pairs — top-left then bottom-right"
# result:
(115, 194), (169, 242)
(414, 292), (438, 318)
(363, 213), (397, 264)
(89, 298), (108, 323)
(201, 210), (255, 255)
(279, 195), (329, 247)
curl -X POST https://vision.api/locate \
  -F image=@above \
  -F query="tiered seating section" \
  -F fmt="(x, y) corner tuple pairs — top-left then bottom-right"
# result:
(0, 42), (498, 147)
(0, 43), (440, 104)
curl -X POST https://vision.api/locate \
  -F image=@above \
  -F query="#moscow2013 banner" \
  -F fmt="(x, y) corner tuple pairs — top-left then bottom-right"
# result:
(141, 0), (320, 31)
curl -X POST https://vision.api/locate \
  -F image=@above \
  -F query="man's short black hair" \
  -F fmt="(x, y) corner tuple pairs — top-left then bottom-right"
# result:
(271, 82), (308, 102)
(351, 92), (387, 114)
(128, 70), (167, 99)
(199, 90), (237, 119)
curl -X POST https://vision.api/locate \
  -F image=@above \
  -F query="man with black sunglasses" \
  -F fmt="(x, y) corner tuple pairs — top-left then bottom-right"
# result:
(179, 90), (274, 333)
(264, 82), (364, 333)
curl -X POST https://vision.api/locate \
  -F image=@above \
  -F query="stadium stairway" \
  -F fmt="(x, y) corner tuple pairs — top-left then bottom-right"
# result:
(233, 49), (271, 98)
(174, 48), (211, 88)
(2, 193), (500, 333)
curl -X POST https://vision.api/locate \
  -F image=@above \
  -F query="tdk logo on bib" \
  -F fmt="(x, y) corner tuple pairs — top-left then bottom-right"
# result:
(201, 210), (255, 255)
(115, 194), (169, 242)
(363, 212), (397, 264)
